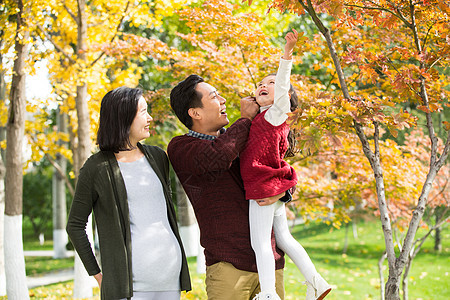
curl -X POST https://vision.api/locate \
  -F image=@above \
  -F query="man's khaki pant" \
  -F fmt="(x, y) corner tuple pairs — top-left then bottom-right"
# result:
(205, 262), (284, 300)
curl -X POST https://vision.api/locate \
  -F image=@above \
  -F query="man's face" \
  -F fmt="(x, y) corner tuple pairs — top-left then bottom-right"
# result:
(194, 82), (229, 132)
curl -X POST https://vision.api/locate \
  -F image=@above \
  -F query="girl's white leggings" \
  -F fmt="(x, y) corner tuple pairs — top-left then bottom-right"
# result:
(249, 200), (317, 292)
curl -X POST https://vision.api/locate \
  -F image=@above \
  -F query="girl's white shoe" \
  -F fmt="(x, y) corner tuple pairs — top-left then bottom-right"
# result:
(252, 290), (282, 300)
(305, 274), (332, 300)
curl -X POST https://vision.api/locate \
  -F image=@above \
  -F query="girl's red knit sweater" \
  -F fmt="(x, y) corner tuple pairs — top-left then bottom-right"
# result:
(240, 110), (298, 200)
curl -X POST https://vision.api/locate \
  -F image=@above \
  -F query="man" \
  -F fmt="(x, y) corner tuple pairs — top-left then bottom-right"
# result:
(167, 74), (285, 300)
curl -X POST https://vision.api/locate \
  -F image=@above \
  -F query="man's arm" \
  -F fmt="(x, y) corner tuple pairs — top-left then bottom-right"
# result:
(168, 118), (252, 175)
(168, 96), (258, 175)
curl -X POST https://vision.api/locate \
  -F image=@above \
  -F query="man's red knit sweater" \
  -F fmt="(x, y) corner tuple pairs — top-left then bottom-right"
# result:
(167, 118), (285, 273)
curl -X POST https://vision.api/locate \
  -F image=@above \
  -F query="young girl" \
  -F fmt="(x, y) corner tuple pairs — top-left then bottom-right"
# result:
(240, 30), (331, 300)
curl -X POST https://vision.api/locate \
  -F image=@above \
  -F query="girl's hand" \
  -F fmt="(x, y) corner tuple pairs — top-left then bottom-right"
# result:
(256, 192), (285, 206)
(282, 29), (299, 60)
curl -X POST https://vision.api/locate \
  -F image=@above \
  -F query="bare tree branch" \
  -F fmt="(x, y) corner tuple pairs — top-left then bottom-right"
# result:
(44, 152), (75, 197)
(422, 21), (437, 49)
(91, 0), (131, 67)
(63, 1), (77, 23)
(239, 46), (257, 88)
(413, 209), (449, 257)
(345, 2), (411, 27)
(27, 133), (75, 196)
(435, 129), (450, 170)
(36, 24), (76, 64)
(301, 0), (351, 99)
(378, 251), (387, 300)
(374, 121), (380, 160)
(409, 0), (422, 52)
(386, 58), (421, 97)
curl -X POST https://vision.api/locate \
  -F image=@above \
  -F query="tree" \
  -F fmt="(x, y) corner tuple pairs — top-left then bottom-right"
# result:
(30, 0), (196, 296)
(4, 0), (30, 298)
(0, 24), (8, 298)
(242, 1), (449, 299)
(52, 109), (69, 259)
(0, 157), (5, 297)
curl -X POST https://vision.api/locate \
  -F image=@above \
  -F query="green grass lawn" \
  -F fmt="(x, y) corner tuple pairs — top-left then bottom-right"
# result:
(177, 219), (449, 300)
(280, 220), (449, 299)
(25, 257), (75, 276)
(9, 218), (449, 299)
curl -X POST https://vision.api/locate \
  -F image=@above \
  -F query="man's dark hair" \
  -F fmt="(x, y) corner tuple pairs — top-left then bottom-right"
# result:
(97, 86), (143, 152)
(170, 74), (204, 129)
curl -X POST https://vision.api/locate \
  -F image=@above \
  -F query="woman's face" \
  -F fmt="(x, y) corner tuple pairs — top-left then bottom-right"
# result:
(129, 97), (152, 145)
(255, 75), (276, 107)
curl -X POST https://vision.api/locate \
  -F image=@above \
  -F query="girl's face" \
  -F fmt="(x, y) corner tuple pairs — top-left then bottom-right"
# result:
(255, 75), (276, 107)
(129, 97), (152, 145)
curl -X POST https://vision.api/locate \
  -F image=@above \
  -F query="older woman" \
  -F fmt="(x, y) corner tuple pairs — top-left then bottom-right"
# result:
(67, 87), (191, 300)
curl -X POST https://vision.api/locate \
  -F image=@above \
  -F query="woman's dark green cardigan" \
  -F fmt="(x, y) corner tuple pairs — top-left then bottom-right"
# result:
(66, 143), (191, 299)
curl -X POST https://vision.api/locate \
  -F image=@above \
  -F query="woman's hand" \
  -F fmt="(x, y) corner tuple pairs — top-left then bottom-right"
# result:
(94, 272), (103, 288)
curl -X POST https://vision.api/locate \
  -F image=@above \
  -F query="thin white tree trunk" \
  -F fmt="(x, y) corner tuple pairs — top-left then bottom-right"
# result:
(0, 47), (7, 296)
(378, 252), (387, 300)
(72, 0), (95, 296)
(176, 176), (198, 257)
(4, 0), (29, 298)
(53, 109), (68, 259)
(352, 221), (358, 239)
(4, 215), (28, 299)
(0, 173), (5, 296)
(73, 217), (95, 298)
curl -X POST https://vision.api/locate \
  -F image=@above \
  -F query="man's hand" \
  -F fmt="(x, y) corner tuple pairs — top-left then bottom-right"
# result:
(282, 29), (299, 61)
(255, 192), (285, 206)
(240, 96), (259, 120)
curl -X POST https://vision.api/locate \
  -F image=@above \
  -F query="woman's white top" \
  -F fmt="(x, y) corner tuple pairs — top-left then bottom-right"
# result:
(118, 156), (181, 292)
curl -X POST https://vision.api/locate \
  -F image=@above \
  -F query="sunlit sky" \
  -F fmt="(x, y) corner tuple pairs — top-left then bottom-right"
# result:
(26, 60), (52, 101)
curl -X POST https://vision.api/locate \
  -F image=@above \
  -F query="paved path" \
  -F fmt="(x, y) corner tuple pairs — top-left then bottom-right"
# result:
(27, 268), (74, 289)
(24, 250), (74, 257)
(25, 250), (75, 289)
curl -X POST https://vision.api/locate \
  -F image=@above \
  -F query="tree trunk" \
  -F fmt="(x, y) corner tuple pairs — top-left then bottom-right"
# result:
(174, 175), (204, 272)
(385, 276), (401, 300)
(352, 220), (358, 239)
(402, 254), (412, 300)
(4, 0), (30, 298)
(343, 222), (349, 254)
(0, 157), (6, 296)
(434, 212), (442, 252)
(72, 0), (96, 297)
(0, 37), (7, 297)
(378, 252), (387, 300)
(297, 2), (450, 299)
(52, 108), (68, 259)
(175, 175), (197, 256)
